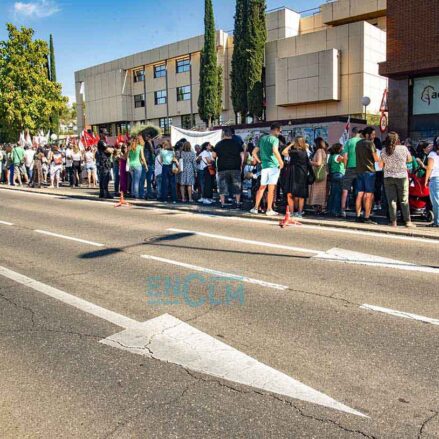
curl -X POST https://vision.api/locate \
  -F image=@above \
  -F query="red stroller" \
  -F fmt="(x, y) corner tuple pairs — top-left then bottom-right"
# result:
(408, 173), (434, 222)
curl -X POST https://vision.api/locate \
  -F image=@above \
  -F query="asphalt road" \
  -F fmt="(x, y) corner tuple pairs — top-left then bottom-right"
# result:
(0, 188), (438, 439)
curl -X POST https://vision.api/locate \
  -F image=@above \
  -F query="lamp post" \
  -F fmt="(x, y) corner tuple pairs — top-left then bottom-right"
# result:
(361, 96), (371, 123)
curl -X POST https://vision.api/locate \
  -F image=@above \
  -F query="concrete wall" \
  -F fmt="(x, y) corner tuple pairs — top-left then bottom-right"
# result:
(75, 0), (389, 134)
(275, 49), (340, 106)
(265, 21), (387, 122)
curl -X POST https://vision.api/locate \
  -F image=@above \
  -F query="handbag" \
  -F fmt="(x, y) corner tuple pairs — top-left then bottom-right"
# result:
(313, 164), (327, 182)
(172, 161), (180, 175)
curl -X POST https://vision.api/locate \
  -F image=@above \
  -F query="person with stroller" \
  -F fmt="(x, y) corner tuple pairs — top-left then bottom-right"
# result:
(380, 132), (415, 228)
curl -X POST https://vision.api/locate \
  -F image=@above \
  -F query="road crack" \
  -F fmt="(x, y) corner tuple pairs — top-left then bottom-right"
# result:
(418, 410), (438, 439)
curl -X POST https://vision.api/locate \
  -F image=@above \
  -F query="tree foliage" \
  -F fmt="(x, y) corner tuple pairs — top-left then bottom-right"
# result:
(49, 33), (60, 133)
(245, 0), (266, 119)
(49, 34), (56, 82)
(231, 0), (266, 121)
(198, 0), (220, 127)
(214, 65), (223, 122)
(231, 0), (248, 118)
(0, 24), (66, 142)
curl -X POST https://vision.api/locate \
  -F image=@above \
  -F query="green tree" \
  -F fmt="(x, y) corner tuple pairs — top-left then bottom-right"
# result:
(214, 65), (223, 123)
(49, 33), (60, 133)
(245, 0), (266, 120)
(197, 0), (219, 127)
(49, 34), (56, 82)
(231, 0), (248, 120)
(0, 24), (66, 142)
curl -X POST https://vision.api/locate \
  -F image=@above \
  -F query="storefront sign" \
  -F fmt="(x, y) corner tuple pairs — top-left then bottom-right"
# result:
(413, 76), (439, 115)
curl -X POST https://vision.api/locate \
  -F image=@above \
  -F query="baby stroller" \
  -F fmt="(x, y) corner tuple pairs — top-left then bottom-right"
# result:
(408, 172), (434, 222)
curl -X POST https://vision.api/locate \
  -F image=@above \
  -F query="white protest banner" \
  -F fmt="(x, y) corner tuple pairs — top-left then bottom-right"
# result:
(171, 126), (222, 148)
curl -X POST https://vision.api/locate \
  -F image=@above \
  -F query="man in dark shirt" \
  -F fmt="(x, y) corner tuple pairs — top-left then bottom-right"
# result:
(355, 127), (380, 223)
(96, 130), (114, 199)
(213, 127), (244, 208)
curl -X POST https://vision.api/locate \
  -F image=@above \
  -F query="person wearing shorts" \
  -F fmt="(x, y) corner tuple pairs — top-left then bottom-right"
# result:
(341, 127), (361, 217)
(355, 127), (380, 224)
(250, 123), (284, 216)
(213, 127), (244, 209)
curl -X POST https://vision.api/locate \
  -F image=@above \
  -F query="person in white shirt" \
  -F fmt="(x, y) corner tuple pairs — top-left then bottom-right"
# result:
(425, 142), (439, 227)
(197, 142), (215, 204)
(24, 146), (35, 182)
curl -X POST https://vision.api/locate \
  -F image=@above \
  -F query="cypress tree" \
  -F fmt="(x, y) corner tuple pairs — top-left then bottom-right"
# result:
(49, 34), (59, 133)
(231, 0), (248, 120)
(214, 65), (223, 123)
(198, 0), (219, 128)
(245, 0), (266, 120)
(49, 34), (56, 82)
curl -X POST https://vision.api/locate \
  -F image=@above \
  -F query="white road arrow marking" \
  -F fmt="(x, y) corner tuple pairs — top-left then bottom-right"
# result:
(0, 220), (13, 226)
(314, 248), (439, 274)
(0, 265), (365, 418)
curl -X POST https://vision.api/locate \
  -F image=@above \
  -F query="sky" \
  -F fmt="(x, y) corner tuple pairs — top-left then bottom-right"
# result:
(0, 0), (322, 104)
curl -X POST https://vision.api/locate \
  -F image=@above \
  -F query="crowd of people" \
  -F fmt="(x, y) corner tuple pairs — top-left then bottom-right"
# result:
(1, 124), (438, 228)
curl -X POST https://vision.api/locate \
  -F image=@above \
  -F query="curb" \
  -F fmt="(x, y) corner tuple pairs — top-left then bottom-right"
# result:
(2, 185), (439, 241)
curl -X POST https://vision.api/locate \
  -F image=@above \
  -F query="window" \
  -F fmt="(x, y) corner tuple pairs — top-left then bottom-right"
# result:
(177, 85), (191, 102)
(134, 94), (145, 108)
(181, 114), (195, 129)
(154, 90), (167, 105)
(176, 57), (190, 73)
(154, 64), (166, 78)
(133, 69), (145, 83)
(159, 117), (172, 135)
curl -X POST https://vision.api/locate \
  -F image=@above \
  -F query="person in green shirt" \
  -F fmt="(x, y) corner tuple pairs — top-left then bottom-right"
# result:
(328, 143), (346, 217)
(250, 123), (284, 216)
(341, 127), (361, 217)
(12, 145), (28, 186)
(128, 139), (147, 199)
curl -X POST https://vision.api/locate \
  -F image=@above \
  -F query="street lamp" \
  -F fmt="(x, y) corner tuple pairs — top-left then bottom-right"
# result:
(361, 96), (371, 122)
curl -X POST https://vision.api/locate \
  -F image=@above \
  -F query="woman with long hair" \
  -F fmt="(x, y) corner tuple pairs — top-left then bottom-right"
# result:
(84, 146), (97, 188)
(137, 132), (155, 199)
(159, 140), (178, 203)
(178, 141), (197, 203)
(308, 137), (328, 215)
(128, 138), (147, 199)
(197, 142), (215, 204)
(71, 144), (83, 187)
(425, 141), (439, 227)
(282, 136), (311, 219)
(380, 131), (415, 228)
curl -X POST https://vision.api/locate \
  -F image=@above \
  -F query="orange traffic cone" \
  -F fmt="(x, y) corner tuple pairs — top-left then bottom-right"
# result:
(115, 191), (130, 208)
(279, 207), (301, 228)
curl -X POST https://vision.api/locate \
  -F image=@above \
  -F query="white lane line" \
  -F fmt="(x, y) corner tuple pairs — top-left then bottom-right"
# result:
(0, 265), (137, 329)
(34, 230), (105, 247)
(361, 304), (439, 326)
(141, 255), (288, 291)
(0, 265), (364, 417)
(167, 228), (323, 255)
(314, 248), (439, 274)
(201, 215), (439, 245)
(0, 220), (13, 226)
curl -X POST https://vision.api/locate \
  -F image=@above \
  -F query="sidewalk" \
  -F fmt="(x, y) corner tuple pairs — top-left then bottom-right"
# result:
(2, 184), (438, 240)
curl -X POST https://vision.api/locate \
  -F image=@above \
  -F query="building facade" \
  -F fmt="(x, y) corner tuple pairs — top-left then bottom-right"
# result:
(379, 0), (439, 140)
(75, 0), (388, 137)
